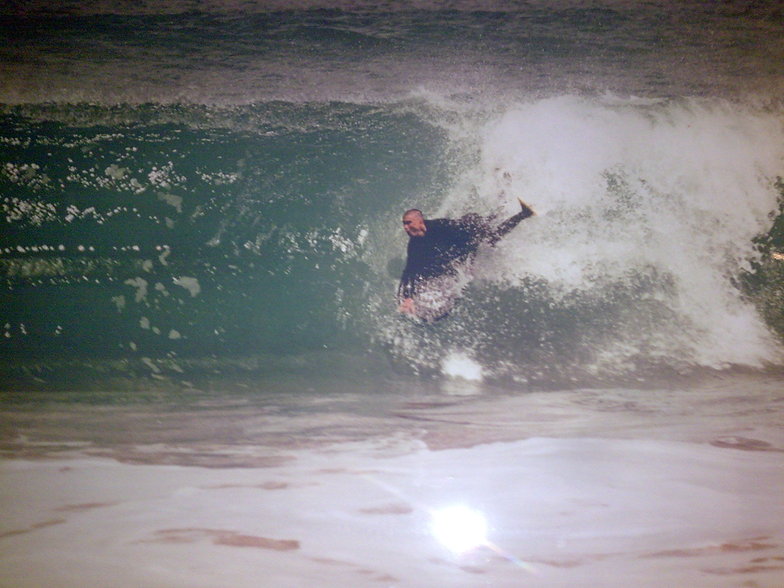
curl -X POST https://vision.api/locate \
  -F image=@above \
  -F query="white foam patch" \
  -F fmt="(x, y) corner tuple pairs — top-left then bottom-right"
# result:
(104, 164), (128, 180)
(173, 276), (201, 298)
(158, 192), (183, 213)
(124, 277), (148, 303)
(441, 351), (483, 381)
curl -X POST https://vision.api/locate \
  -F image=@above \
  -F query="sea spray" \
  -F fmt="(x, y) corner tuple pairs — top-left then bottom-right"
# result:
(490, 97), (784, 366)
(377, 95), (784, 382)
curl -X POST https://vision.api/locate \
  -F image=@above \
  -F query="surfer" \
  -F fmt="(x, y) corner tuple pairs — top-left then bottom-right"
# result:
(398, 198), (535, 319)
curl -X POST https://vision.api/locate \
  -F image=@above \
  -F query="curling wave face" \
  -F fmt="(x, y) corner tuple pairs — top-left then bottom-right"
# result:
(2, 95), (783, 389)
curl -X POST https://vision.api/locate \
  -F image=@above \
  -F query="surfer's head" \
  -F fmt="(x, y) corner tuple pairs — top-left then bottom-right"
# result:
(402, 209), (427, 237)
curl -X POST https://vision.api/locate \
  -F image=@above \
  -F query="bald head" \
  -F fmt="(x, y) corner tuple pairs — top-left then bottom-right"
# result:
(402, 209), (426, 237)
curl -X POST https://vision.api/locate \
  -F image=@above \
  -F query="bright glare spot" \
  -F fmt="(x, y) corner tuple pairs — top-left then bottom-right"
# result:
(431, 505), (488, 554)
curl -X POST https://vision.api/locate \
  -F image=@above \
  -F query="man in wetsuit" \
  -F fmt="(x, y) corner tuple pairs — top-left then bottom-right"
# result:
(398, 198), (535, 317)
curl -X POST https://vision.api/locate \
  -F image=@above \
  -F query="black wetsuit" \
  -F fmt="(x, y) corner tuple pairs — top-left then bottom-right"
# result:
(398, 208), (532, 301)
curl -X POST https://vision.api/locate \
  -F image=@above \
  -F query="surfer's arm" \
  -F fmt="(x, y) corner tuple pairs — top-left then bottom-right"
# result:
(398, 238), (425, 302)
(397, 275), (417, 314)
(398, 276), (413, 299)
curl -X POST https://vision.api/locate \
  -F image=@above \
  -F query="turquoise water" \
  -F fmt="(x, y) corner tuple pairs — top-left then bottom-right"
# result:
(2, 2), (783, 391)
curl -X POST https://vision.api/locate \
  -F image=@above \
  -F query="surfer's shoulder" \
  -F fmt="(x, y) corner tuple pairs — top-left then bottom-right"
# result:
(423, 218), (452, 235)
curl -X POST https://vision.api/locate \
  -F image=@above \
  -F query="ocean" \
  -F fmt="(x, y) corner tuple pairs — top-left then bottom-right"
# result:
(1, 2), (784, 586)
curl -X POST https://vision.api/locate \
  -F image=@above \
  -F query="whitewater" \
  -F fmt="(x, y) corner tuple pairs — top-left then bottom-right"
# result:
(1, 2), (784, 587)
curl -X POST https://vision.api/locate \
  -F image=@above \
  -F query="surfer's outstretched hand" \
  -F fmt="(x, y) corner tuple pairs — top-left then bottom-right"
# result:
(398, 297), (416, 315)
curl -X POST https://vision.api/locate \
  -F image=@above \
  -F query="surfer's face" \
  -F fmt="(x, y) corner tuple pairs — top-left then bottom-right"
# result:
(402, 212), (426, 237)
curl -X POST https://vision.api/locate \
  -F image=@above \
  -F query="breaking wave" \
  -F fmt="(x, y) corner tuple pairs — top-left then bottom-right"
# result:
(1, 93), (783, 388)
